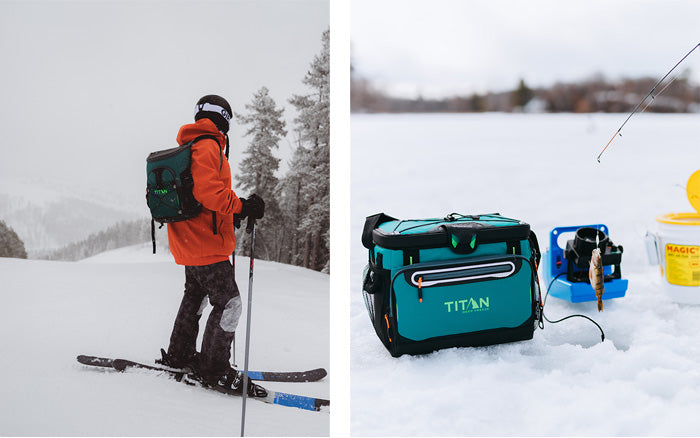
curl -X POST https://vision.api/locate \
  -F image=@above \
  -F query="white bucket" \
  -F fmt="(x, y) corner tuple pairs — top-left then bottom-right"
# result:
(646, 213), (700, 304)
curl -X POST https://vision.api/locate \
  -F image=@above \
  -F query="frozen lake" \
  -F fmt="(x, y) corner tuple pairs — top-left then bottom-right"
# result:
(350, 112), (700, 436)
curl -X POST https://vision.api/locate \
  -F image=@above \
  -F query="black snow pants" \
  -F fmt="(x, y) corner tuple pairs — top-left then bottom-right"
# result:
(167, 260), (242, 381)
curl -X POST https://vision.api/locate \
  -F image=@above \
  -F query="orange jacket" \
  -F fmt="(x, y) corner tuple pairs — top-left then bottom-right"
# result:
(167, 118), (243, 266)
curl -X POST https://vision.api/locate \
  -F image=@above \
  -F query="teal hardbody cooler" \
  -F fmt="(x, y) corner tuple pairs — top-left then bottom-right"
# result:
(361, 213), (543, 357)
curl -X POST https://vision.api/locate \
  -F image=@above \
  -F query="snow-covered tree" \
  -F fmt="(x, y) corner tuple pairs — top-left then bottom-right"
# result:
(276, 141), (312, 266)
(0, 219), (28, 259)
(234, 86), (287, 259)
(284, 28), (330, 272)
(231, 29), (329, 271)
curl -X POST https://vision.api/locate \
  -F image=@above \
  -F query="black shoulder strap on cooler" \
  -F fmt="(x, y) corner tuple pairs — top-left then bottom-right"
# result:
(362, 213), (397, 250)
(528, 230), (541, 267)
(151, 218), (169, 254)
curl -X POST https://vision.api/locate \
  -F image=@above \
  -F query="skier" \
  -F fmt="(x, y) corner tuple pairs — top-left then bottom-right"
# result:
(157, 94), (266, 397)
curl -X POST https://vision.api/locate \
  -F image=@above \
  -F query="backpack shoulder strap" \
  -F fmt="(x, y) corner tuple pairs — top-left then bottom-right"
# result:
(189, 134), (223, 235)
(191, 134), (223, 170)
(191, 134), (220, 146)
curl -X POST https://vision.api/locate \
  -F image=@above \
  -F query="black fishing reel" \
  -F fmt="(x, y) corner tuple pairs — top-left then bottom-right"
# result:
(563, 227), (623, 283)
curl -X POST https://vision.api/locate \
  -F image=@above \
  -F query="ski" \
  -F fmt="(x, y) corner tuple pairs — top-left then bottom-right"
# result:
(187, 371), (330, 412)
(76, 355), (327, 382)
(76, 355), (330, 412)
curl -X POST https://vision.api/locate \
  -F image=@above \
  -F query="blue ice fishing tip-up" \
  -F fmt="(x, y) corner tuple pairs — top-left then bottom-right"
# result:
(542, 225), (628, 303)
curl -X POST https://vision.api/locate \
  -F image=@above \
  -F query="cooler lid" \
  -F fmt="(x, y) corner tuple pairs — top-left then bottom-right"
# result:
(369, 213), (531, 253)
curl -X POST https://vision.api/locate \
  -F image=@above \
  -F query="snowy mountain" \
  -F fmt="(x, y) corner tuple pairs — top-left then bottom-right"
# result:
(0, 178), (144, 256)
(351, 113), (700, 436)
(0, 244), (329, 436)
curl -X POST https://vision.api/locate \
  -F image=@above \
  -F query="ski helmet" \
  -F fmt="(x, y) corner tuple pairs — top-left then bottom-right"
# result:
(194, 94), (232, 133)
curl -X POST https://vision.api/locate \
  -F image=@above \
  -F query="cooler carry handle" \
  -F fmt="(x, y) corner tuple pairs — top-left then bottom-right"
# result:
(409, 260), (516, 288)
(362, 213), (398, 249)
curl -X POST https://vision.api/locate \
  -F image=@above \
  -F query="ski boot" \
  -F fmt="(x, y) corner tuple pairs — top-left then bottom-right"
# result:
(215, 367), (267, 397)
(156, 348), (200, 376)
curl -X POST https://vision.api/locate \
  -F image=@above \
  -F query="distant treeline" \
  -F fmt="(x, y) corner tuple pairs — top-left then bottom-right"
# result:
(351, 71), (700, 113)
(39, 219), (152, 261)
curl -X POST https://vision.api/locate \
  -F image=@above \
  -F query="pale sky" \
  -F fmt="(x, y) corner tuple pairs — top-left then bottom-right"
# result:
(0, 0), (329, 203)
(351, 0), (700, 98)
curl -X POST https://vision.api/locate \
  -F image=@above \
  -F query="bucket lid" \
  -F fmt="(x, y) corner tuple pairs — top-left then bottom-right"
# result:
(657, 212), (700, 226)
(688, 170), (700, 213)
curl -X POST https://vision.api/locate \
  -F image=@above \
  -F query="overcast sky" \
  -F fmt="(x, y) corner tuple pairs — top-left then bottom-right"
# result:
(0, 0), (328, 203)
(351, 0), (700, 98)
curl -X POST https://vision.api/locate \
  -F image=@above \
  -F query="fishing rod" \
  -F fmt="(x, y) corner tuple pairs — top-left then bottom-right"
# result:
(597, 42), (700, 163)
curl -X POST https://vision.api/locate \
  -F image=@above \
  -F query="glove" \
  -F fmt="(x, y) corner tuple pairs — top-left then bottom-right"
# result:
(242, 194), (265, 220)
(233, 194), (265, 229)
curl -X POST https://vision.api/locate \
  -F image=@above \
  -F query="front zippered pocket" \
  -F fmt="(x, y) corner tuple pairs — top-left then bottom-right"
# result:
(408, 260), (517, 288)
(391, 255), (534, 342)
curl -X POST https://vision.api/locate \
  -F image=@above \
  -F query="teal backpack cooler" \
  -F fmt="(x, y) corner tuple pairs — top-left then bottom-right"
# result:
(145, 134), (222, 253)
(361, 213), (543, 357)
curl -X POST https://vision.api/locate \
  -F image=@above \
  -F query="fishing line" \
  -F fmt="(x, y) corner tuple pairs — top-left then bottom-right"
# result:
(542, 272), (606, 342)
(638, 70), (684, 114)
(597, 42), (700, 163)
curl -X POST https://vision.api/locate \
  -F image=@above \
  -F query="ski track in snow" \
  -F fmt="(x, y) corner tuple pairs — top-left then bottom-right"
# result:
(0, 244), (329, 436)
(351, 113), (700, 436)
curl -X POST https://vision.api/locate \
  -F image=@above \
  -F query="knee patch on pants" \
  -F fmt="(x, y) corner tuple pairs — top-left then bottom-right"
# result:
(219, 295), (242, 332)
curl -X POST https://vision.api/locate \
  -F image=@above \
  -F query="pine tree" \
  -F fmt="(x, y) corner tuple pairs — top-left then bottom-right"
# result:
(286, 29), (330, 272)
(0, 219), (28, 259)
(234, 86), (288, 260)
(513, 78), (534, 109)
(277, 141), (312, 266)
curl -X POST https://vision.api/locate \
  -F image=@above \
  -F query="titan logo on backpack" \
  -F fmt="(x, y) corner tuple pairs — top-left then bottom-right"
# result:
(146, 134), (222, 253)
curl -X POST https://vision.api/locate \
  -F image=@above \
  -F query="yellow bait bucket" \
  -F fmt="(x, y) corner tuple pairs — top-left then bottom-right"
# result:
(646, 171), (700, 304)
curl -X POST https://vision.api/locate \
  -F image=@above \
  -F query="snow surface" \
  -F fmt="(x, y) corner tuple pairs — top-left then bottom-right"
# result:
(351, 113), (700, 436)
(0, 243), (329, 436)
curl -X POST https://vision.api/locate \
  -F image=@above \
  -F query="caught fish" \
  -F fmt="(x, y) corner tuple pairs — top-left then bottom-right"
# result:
(589, 247), (604, 311)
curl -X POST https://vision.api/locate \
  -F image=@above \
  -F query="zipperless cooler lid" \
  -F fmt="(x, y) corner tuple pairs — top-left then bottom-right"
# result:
(368, 213), (531, 252)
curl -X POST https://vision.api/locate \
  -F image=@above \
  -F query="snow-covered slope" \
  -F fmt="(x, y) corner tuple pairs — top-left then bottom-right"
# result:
(0, 244), (329, 436)
(351, 113), (700, 436)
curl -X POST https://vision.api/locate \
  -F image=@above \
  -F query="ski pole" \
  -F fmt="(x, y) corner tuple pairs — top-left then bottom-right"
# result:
(231, 249), (236, 368)
(231, 213), (243, 366)
(240, 217), (256, 437)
